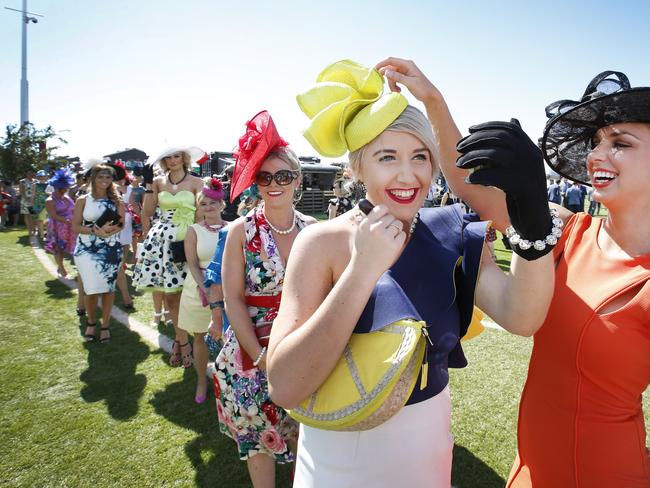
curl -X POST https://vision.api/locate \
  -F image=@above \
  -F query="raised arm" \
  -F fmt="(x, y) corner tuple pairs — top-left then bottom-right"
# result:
(375, 57), (509, 230)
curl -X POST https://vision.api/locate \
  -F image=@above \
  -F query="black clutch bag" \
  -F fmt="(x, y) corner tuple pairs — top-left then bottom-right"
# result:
(169, 240), (186, 263)
(95, 207), (122, 228)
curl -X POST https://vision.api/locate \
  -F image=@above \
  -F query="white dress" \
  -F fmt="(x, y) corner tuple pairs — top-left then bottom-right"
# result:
(293, 388), (454, 488)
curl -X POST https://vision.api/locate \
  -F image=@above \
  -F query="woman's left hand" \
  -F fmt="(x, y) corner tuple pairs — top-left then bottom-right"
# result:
(375, 57), (442, 104)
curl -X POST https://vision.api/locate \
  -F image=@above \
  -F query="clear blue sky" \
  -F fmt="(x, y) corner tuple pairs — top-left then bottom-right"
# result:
(1, 0), (649, 164)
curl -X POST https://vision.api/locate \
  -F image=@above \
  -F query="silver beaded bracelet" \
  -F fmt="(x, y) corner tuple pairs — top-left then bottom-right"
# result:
(505, 208), (564, 252)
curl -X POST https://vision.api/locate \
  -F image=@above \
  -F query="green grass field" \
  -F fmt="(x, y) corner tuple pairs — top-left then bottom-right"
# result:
(0, 226), (646, 487)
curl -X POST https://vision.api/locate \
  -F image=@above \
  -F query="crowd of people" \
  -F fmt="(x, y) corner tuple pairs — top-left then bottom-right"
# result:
(3, 58), (648, 487)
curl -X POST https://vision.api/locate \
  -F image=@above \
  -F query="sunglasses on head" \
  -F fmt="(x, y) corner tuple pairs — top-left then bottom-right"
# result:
(255, 170), (300, 186)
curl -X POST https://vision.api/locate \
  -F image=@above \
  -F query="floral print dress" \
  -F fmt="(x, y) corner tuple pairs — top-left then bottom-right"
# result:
(44, 193), (76, 254)
(213, 204), (309, 462)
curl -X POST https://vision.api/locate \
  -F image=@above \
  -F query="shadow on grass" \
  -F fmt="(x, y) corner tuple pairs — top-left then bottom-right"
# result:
(149, 368), (293, 487)
(79, 319), (150, 421)
(452, 444), (505, 487)
(43, 278), (75, 300)
(16, 233), (31, 247)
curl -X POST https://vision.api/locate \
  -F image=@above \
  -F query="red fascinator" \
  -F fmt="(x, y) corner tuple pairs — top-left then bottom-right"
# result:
(230, 110), (289, 200)
(202, 177), (225, 201)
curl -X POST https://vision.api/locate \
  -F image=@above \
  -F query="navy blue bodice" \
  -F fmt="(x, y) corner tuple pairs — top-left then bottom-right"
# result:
(354, 204), (487, 405)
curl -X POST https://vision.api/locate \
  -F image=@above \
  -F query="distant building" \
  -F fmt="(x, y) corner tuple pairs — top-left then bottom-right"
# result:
(104, 148), (148, 163)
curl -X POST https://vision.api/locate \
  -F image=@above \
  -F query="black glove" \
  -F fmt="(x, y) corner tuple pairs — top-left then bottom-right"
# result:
(142, 163), (154, 185)
(456, 119), (554, 260)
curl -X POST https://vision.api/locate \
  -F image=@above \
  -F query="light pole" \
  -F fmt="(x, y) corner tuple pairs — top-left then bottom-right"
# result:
(4, 1), (43, 126)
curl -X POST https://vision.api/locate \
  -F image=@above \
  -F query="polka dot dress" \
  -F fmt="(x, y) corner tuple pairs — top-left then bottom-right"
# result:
(133, 191), (195, 293)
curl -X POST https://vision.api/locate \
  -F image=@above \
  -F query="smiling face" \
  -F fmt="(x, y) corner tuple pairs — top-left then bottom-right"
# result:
(256, 156), (301, 210)
(357, 130), (433, 222)
(587, 122), (650, 210)
(196, 195), (223, 220)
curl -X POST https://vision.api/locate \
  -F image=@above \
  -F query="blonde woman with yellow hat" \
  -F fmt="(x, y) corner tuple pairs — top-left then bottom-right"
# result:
(267, 59), (559, 487)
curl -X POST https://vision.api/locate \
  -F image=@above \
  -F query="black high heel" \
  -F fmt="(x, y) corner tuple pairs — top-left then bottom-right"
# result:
(84, 323), (97, 342)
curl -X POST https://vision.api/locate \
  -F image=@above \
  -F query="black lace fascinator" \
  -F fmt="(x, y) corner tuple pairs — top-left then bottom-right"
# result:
(541, 70), (650, 185)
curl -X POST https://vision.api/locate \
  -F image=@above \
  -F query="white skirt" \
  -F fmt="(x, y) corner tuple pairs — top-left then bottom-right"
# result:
(293, 387), (453, 488)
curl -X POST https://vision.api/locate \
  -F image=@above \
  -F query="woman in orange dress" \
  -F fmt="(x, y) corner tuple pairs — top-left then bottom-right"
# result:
(419, 67), (650, 485)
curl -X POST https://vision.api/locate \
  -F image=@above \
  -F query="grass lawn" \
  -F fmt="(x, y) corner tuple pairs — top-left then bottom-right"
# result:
(0, 223), (647, 487)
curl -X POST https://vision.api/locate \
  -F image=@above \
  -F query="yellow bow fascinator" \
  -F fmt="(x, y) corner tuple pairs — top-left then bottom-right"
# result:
(296, 59), (409, 157)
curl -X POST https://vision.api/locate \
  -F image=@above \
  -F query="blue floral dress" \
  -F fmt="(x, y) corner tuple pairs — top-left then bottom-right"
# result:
(73, 195), (123, 295)
(213, 204), (309, 462)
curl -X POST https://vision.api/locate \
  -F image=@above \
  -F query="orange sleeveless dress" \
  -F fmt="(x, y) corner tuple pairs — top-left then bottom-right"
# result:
(507, 213), (650, 487)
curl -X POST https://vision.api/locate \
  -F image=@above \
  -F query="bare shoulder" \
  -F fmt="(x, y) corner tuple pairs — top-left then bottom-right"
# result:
(294, 213), (353, 256)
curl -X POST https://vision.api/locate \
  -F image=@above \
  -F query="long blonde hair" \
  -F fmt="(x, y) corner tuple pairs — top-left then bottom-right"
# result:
(89, 164), (121, 206)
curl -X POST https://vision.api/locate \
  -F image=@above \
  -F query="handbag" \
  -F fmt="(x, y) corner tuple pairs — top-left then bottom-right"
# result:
(169, 240), (186, 263)
(286, 306), (486, 432)
(95, 207), (122, 228)
(287, 319), (428, 431)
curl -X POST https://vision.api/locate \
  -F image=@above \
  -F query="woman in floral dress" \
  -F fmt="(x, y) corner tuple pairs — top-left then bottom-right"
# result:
(44, 169), (76, 277)
(215, 111), (316, 487)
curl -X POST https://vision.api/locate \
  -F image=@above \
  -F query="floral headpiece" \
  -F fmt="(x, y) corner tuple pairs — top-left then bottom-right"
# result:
(48, 168), (75, 189)
(296, 59), (408, 157)
(230, 110), (289, 200)
(202, 177), (225, 201)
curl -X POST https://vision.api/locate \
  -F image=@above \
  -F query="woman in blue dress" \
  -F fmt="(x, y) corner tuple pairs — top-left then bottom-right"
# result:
(72, 163), (125, 343)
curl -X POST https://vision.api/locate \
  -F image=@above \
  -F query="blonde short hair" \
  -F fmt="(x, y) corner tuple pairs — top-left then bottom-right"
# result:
(348, 105), (439, 180)
(158, 151), (192, 173)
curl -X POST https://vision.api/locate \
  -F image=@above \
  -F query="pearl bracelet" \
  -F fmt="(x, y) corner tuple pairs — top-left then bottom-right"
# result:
(505, 208), (564, 252)
(253, 346), (267, 367)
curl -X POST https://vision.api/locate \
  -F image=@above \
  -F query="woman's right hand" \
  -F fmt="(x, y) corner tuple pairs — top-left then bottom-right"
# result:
(375, 57), (442, 104)
(351, 204), (406, 278)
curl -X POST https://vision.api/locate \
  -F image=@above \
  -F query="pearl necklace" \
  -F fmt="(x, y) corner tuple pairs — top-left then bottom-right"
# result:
(264, 209), (297, 235)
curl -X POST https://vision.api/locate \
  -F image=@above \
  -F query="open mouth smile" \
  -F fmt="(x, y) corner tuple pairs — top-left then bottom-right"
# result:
(386, 188), (418, 204)
(590, 169), (618, 188)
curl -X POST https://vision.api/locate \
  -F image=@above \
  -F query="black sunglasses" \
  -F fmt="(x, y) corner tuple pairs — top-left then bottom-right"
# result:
(255, 170), (299, 187)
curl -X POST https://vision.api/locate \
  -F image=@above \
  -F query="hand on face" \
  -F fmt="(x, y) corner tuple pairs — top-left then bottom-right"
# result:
(375, 57), (442, 104)
(352, 203), (406, 278)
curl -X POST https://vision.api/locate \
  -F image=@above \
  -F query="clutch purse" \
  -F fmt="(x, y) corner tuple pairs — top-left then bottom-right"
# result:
(169, 240), (186, 263)
(287, 319), (427, 431)
(95, 207), (122, 228)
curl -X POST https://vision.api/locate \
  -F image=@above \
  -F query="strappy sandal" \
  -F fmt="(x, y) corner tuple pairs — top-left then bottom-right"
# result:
(100, 327), (111, 343)
(169, 340), (182, 367)
(84, 323), (96, 342)
(179, 342), (193, 369)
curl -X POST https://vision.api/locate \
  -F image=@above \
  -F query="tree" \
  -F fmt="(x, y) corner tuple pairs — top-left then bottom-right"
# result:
(0, 123), (67, 181)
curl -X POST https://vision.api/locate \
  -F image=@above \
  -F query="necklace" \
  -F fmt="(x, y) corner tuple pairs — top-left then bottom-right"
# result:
(201, 220), (224, 232)
(408, 213), (419, 236)
(264, 209), (297, 235)
(168, 171), (188, 190)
